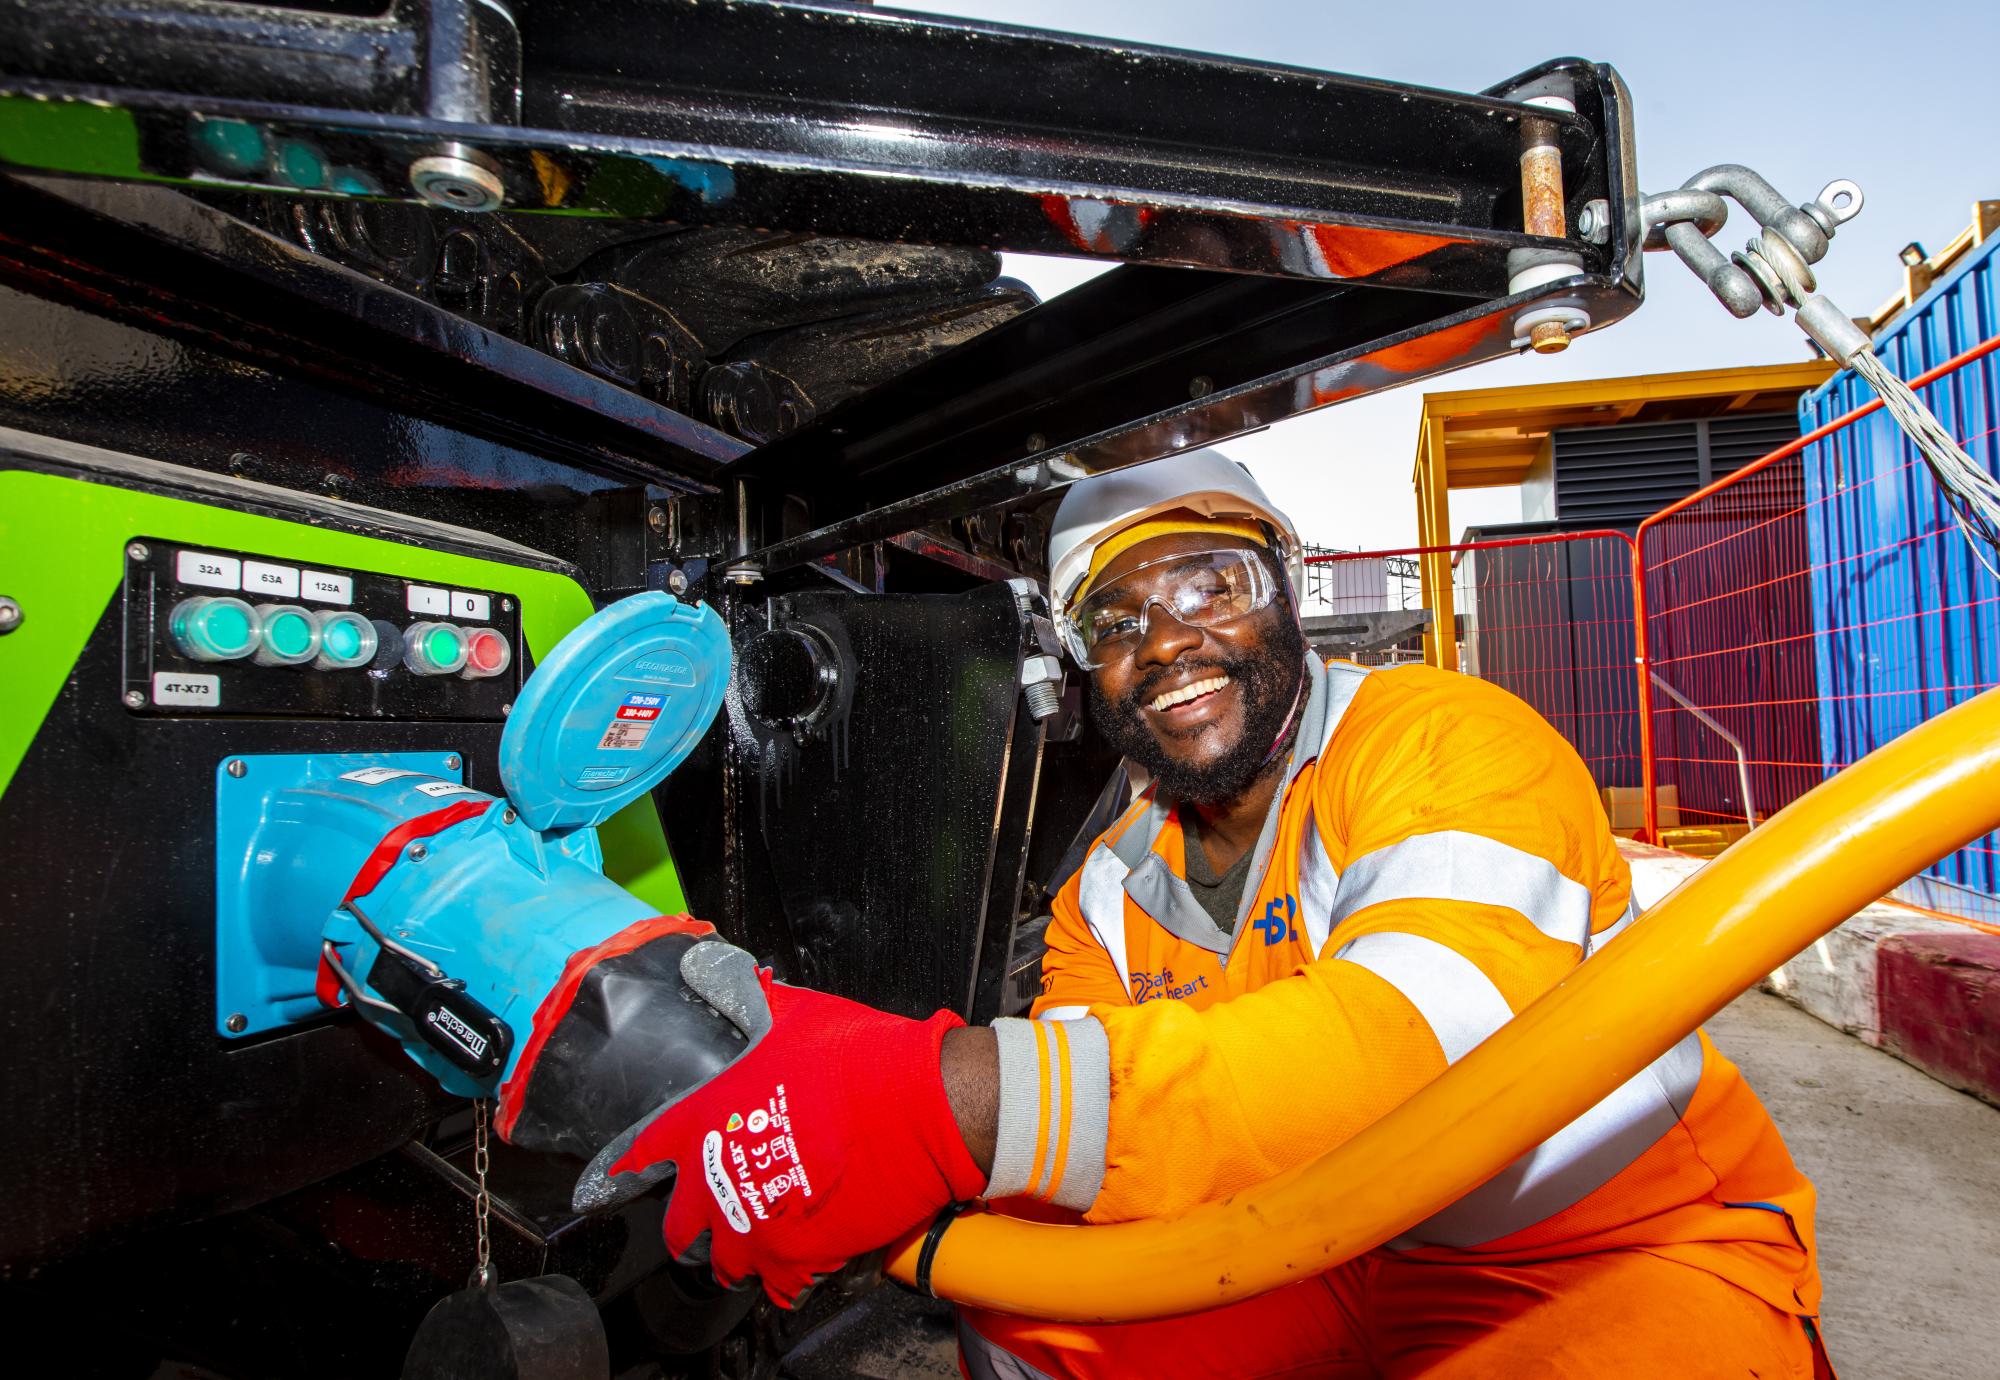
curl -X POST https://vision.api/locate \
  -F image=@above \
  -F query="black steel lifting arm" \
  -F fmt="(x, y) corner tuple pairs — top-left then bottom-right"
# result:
(0, 0), (1646, 572)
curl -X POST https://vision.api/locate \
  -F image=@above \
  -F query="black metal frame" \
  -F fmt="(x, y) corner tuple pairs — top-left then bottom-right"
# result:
(0, 7), (1655, 1369)
(3, 2), (1609, 280)
(0, 0), (1646, 579)
(0, 175), (748, 491)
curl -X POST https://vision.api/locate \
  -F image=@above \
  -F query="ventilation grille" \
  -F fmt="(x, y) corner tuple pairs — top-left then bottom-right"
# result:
(1708, 412), (1800, 480)
(1553, 421), (1700, 525)
(1551, 412), (1800, 526)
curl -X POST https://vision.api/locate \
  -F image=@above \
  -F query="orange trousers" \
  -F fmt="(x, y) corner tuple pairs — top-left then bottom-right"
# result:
(958, 1249), (1824, 1379)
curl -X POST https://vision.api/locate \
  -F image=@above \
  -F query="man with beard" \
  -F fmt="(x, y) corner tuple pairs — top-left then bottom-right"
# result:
(568, 451), (1828, 1378)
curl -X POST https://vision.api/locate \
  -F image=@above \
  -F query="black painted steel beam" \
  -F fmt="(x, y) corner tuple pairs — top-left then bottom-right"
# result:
(0, 2), (1647, 572)
(1, 0), (1604, 292)
(0, 174), (747, 489)
(726, 54), (1644, 573)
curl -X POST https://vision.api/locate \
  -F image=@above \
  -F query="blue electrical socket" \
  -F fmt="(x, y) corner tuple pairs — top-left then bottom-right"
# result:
(213, 751), (464, 1039)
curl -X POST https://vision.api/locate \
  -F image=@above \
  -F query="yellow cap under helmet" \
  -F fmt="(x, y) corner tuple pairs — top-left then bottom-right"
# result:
(1044, 450), (1301, 666)
(1079, 510), (1270, 600)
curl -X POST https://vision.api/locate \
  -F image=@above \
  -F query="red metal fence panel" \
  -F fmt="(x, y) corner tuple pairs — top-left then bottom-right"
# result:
(1639, 451), (1822, 833)
(1313, 337), (2000, 914)
(1636, 335), (2000, 914)
(1306, 531), (1643, 811)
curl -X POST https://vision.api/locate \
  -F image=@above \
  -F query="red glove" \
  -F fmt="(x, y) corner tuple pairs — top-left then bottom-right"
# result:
(581, 975), (985, 1307)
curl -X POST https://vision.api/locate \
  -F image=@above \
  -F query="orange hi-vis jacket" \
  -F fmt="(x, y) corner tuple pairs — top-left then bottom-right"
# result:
(979, 657), (1820, 1320)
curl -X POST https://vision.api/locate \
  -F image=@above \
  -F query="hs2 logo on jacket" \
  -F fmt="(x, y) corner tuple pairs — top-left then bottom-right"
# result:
(1125, 895), (1303, 1001)
(1253, 895), (1298, 946)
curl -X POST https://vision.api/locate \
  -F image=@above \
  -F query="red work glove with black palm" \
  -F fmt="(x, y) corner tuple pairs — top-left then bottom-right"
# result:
(571, 949), (986, 1308)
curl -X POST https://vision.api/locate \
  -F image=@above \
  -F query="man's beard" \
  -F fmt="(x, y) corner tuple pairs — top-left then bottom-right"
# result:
(1087, 610), (1309, 807)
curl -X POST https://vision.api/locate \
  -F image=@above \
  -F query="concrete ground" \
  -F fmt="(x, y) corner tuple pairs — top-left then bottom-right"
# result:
(782, 990), (2000, 1378)
(1709, 990), (2000, 1380)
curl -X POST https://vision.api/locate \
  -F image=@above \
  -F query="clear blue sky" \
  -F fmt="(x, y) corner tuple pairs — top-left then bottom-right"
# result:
(885, 0), (2000, 549)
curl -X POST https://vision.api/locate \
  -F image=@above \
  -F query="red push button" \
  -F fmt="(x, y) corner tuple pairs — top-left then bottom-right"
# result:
(461, 626), (513, 680)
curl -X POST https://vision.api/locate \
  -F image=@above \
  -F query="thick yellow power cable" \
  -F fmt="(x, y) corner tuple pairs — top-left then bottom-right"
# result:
(888, 686), (2000, 1321)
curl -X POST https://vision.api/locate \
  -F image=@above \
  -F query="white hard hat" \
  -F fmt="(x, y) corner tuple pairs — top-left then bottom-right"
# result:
(1045, 449), (1302, 648)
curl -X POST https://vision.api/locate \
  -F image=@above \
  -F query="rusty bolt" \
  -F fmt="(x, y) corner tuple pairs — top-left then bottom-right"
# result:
(1528, 320), (1572, 354)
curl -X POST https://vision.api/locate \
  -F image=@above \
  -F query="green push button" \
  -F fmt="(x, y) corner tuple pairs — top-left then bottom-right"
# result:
(268, 611), (312, 657)
(252, 605), (319, 667)
(313, 610), (379, 671)
(207, 604), (255, 652)
(189, 115), (269, 176)
(402, 621), (469, 676)
(169, 596), (259, 662)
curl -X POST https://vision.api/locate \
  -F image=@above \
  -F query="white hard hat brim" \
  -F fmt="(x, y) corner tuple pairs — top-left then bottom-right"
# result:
(1045, 449), (1302, 641)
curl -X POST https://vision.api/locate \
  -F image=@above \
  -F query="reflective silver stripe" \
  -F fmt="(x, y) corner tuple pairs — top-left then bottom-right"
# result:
(1077, 843), (1131, 986)
(1300, 814), (1340, 955)
(1229, 732), (1301, 939)
(959, 1314), (1061, 1380)
(1288, 659), (1366, 956)
(983, 1016), (1111, 1211)
(1228, 656), (1367, 950)
(1037, 1004), (1088, 1021)
(1401, 1029), (1706, 1248)
(1127, 854), (1232, 955)
(1652, 1022), (1705, 1118)
(1334, 932), (1513, 1062)
(1332, 831), (1595, 950)
(1359, 889), (1705, 1249)
(983, 1019), (1044, 1200)
(1053, 1016), (1111, 1209)
(1108, 792), (1169, 870)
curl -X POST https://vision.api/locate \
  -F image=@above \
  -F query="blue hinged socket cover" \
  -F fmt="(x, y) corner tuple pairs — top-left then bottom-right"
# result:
(499, 592), (729, 833)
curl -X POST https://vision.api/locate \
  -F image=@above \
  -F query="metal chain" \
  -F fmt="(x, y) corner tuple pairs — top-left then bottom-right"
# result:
(472, 1099), (494, 1290)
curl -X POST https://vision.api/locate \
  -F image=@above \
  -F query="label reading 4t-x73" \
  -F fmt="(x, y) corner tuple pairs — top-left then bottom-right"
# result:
(152, 672), (220, 708)
(597, 692), (664, 750)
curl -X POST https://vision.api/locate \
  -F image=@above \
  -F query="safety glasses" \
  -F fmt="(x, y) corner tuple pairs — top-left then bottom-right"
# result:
(1062, 547), (1280, 669)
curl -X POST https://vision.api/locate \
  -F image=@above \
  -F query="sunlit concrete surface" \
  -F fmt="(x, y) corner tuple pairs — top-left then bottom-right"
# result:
(782, 989), (2000, 1379)
(1710, 990), (2000, 1380)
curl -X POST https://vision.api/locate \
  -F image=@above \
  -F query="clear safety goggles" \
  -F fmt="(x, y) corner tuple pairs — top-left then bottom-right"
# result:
(1062, 547), (1281, 669)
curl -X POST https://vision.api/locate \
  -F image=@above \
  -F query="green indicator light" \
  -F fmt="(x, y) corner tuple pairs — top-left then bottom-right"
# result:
(170, 596), (258, 662)
(205, 604), (253, 655)
(275, 139), (326, 190)
(402, 621), (468, 675)
(190, 116), (269, 176)
(254, 605), (319, 666)
(314, 612), (377, 670)
(267, 612), (312, 658)
(329, 166), (380, 196)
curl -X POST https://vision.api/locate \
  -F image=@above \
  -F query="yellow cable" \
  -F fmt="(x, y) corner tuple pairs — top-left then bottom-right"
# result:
(888, 686), (2000, 1321)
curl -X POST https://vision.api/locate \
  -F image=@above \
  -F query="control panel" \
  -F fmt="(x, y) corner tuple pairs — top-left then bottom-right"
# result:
(121, 539), (523, 719)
